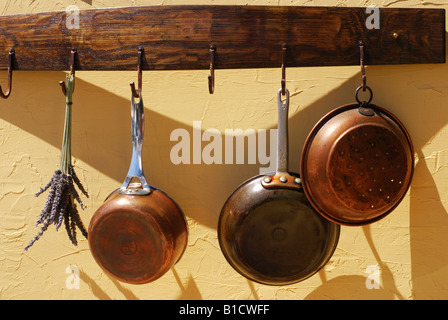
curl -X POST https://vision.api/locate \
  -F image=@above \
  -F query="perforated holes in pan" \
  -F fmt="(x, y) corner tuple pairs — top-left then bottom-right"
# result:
(328, 124), (408, 212)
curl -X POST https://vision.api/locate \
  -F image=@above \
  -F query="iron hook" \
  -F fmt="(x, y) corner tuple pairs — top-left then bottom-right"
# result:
(130, 46), (144, 98)
(0, 48), (15, 99)
(281, 43), (287, 96)
(208, 45), (216, 94)
(60, 48), (77, 96)
(359, 40), (366, 91)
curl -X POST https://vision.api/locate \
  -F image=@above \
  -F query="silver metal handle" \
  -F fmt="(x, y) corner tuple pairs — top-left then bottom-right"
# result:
(276, 88), (289, 174)
(119, 92), (151, 195)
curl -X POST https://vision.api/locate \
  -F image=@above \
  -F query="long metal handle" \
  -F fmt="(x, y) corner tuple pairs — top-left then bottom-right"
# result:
(120, 93), (151, 195)
(261, 88), (301, 190)
(277, 88), (289, 174)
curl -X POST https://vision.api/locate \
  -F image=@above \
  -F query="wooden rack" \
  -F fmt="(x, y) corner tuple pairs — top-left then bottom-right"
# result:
(0, 5), (445, 71)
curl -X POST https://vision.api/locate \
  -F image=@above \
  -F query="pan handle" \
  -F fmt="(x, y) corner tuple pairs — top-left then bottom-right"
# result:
(119, 92), (151, 195)
(277, 88), (289, 174)
(261, 89), (301, 190)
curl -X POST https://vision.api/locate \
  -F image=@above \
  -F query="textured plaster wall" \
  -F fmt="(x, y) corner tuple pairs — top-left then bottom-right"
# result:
(0, 0), (447, 300)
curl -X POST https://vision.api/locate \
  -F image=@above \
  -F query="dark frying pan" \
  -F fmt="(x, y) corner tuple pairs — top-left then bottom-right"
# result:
(88, 93), (188, 284)
(218, 89), (340, 286)
(300, 86), (414, 226)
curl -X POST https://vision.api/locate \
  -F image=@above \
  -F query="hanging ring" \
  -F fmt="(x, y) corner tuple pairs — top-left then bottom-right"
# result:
(130, 46), (144, 98)
(59, 48), (77, 96)
(355, 85), (373, 105)
(0, 48), (15, 99)
(208, 44), (216, 94)
(281, 43), (287, 96)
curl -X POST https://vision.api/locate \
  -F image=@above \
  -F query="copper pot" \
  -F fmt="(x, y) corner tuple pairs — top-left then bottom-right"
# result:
(300, 86), (414, 226)
(218, 89), (340, 286)
(88, 93), (188, 284)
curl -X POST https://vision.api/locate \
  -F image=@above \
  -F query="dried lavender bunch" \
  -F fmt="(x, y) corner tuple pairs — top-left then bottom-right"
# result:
(25, 74), (89, 251)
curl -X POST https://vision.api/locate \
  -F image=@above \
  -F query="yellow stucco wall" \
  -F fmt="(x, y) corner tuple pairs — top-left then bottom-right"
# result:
(1, 0), (447, 300)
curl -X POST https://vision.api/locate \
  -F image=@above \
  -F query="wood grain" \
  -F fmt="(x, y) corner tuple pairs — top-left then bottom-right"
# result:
(0, 5), (445, 71)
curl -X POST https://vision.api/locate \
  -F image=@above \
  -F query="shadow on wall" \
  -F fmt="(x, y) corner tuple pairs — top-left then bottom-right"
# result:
(79, 268), (140, 300)
(1, 60), (448, 299)
(305, 225), (406, 300)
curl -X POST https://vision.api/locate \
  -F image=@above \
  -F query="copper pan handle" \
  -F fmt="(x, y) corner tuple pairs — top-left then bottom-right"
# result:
(119, 92), (151, 195)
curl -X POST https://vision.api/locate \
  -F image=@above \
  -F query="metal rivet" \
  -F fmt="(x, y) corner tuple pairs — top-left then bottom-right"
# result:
(393, 32), (399, 39)
(294, 178), (301, 185)
(263, 177), (272, 183)
(280, 176), (287, 183)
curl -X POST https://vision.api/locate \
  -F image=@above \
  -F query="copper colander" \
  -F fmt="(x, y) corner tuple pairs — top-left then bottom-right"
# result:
(300, 103), (414, 226)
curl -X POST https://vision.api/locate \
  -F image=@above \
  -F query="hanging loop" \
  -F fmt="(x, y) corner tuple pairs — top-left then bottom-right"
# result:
(359, 40), (367, 91)
(208, 44), (216, 94)
(281, 43), (287, 96)
(355, 85), (373, 106)
(130, 46), (144, 98)
(0, 48), (15, 99)
(59, 48), (77, 96)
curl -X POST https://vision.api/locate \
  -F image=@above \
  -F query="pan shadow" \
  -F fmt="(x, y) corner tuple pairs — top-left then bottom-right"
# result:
(1, 59), (447, 299)
(304, 224), (406, 300)
(78, 268), (140, 300)
(172, 267), (202, 300)
(409, 152), (448, 299)
(304, 275), (389, 300)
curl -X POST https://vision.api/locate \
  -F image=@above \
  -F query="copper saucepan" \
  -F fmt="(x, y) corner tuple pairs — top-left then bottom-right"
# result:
(300, 86), (414, 226)
(88, 93), (188, 284)
(218, 89), (340, 286)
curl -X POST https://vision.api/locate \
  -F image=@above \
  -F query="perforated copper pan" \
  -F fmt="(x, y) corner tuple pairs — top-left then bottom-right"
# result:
(300, 89), (414, 226)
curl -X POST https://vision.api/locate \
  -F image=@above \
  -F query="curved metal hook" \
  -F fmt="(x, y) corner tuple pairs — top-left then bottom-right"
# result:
(208, 45), (215, 94)
(130, 46), (144, 98)
(0, 48), (15, 99)
(359, 40), (367, 91)
(281, 43), (287, 96)
(60, 48), (77, 96)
